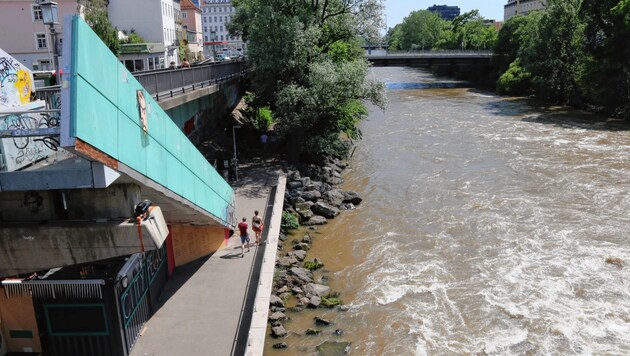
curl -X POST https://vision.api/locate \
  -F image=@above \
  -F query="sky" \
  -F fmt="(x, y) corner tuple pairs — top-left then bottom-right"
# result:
(384, 0), (506, 28)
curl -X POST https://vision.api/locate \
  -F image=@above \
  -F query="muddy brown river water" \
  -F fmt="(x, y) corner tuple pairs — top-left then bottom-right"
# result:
(264, 67), (630, 355)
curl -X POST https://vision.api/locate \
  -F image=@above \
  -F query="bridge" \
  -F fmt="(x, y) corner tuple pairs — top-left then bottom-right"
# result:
(366, 51), (494, 67)
(0, 15), (248, 276)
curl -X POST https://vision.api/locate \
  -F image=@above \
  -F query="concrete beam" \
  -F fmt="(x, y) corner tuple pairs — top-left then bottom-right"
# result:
(0, 210), (169, 277)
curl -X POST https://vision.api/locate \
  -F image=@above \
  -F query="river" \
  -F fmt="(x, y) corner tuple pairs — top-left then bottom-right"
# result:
(265, 67), (630, 355)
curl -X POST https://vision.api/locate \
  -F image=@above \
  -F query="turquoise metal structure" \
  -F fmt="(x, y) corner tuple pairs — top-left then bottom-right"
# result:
(59, 15), (234, 227)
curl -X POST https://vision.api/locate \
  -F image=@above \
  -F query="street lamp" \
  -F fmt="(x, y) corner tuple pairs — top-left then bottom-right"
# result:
(40, 1), (60, 84)
(210, 31), (217, 60)
(232, 125), (241, 182)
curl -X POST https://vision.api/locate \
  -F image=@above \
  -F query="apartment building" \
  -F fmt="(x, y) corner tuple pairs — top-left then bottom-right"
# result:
(504, 0), (546, 21)
(0, 0), (79, 70)
(180, 0), (203, 61)
(108, 0), (180, 69)
(199, 0), (244, 59)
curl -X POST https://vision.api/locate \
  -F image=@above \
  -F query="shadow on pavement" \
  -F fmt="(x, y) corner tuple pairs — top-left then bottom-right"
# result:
(151, 255), (210, 312)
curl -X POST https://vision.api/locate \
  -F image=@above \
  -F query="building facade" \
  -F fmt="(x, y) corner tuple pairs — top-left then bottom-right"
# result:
(108, 0), (180, 67)
(0, 0), (79, 71)
(427, 4), (461, 21)
(199, 0), (245, 59)
(504, 0), (546, 21)
(181, 0), (204, 61)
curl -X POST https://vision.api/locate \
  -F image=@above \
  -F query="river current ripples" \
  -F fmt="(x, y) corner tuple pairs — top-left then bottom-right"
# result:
(266, 67), (630, 355)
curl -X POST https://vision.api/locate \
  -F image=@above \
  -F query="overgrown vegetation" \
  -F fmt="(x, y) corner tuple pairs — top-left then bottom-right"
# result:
(281, 211), (299, 231)
(303, 259), (324, 271)
(79, 0), (120, 55)
(495, 0), (629, 117)
(321, 293), (343, 308)
(229, 0), (387, 162)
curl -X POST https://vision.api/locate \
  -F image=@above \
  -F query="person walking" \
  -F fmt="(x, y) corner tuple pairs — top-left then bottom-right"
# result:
(252, 210), (264, 245)
(237, 217), (250, 257)
(181, 58), (191, 68)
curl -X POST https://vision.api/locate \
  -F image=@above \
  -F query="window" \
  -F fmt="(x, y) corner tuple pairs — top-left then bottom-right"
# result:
(214, 16), (217, 22)
(182, 12), (187, 19)
(205, 35), (208, 41)
(32, 5), (42, 21)
(220, 16), (223, 22)
(38, 60), (51, 70)
(35, 33), (47, 49)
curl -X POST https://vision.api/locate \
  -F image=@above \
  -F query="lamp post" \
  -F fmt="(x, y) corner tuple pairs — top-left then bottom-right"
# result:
(211, 31), (216, 61)
(40, 1), (60, 84)
(232, 125), (241, 182)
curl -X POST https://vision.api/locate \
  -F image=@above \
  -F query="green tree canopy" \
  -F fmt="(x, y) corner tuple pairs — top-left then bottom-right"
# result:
(398, 10), (445, 50)
(579, 0), (630, 116)
(79, 0), (120, 55)
(229, 0), (386, 161)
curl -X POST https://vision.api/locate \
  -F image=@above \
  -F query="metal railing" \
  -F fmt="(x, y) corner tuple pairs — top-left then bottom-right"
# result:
(133, 60), (249, 101)
(370, 50), (493, 57)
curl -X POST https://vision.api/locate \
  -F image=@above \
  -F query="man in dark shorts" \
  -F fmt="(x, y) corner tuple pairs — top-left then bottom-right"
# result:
(237, 217), (250, 258)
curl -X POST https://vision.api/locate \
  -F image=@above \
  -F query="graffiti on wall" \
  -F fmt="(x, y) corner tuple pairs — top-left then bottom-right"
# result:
(0, 48), (34, 110)
(0, 101), (71, 172)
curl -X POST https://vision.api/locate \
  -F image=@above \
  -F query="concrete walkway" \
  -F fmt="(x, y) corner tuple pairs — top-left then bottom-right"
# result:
(130, 159), (285, 356)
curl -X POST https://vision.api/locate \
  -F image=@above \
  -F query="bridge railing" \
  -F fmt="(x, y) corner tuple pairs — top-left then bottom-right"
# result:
(370, 50), (493, 56)
(133, 60), (249, 101)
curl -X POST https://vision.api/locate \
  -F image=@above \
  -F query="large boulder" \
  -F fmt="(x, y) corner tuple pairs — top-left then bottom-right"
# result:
(302, 215), (327, 226)
(302, 190), (322, 202)
(289, 267), (314, 284)
(324, 189), (345, 207)
(311, 202), (340, 219)
(306, 181), (323, 192)
(343, 191), (363, 205)
(296, 208), (314, 222)
(271, 325), (288, 338)
(307, 296), (322, 308)
(277, 256), (299, 268)
(289, 250), (307, 261)
(270, 295), (285, 308)
(287, 181), (303, 189)
(304, 283), (331, 297)
(269, 312), (288, 323)
(295, 201), (314, 211)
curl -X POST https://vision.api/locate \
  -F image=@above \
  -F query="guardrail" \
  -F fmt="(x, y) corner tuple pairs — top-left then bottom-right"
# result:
(133, 60), (249, 101)
(379, 50), (493, 56)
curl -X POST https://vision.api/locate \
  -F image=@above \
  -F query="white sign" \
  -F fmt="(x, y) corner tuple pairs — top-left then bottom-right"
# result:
(0, 48), (35, 110)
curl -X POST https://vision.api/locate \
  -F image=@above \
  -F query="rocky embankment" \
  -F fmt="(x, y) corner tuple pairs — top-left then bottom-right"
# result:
(267, 157), (361, 353)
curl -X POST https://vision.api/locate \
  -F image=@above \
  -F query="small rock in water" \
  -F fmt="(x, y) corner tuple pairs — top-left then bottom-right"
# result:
(315, 316), (331, 326)
(273, 342), (288, 349)
(316, 341), (351, 355)
(334, 329), (343, 336)
(305, 328), (321, 335)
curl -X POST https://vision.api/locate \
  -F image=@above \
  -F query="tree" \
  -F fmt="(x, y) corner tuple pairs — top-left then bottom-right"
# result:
(524, 0), (584, 103)
(579, 0), (630, 117)
(79, 0), (120, 55)
(398, 10), (445, 50)
(229, 0), (387, 161)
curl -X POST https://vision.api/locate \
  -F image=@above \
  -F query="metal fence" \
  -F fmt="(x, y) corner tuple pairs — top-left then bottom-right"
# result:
(133, 60), (248, 101)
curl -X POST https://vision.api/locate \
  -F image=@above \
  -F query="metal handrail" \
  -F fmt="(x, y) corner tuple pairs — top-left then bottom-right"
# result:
(133, 60), (249, 100)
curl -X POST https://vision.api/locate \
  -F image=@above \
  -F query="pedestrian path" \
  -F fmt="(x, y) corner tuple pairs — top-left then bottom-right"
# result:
(130, 159), (285, 356)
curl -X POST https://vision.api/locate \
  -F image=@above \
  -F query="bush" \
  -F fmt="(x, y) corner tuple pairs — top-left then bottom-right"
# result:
(303, 260), (324, 271)
(496, 59), (531, 95)
(321, 294), (343, 308)
(281, 211), (299, 231)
